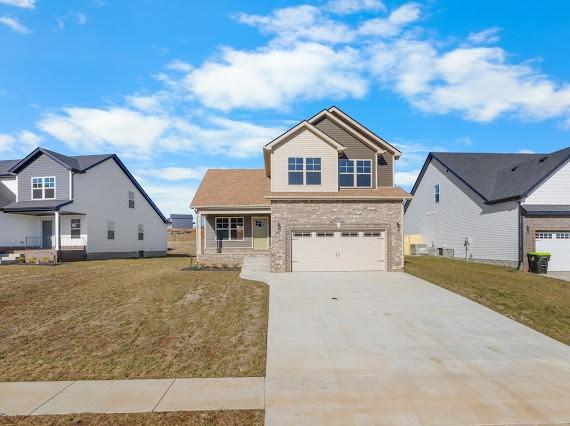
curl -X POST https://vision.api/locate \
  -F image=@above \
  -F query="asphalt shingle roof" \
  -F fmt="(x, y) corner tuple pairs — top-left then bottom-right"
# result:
(428, 147), (570, 203)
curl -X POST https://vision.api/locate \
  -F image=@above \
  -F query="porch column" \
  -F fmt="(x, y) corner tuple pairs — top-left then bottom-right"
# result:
(54, 210), (61, 260)
(195, 212), (202, 256)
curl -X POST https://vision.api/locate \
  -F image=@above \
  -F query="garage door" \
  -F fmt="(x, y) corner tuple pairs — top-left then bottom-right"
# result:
(535, 231), (570, 271)
(291, 230), (386, 272)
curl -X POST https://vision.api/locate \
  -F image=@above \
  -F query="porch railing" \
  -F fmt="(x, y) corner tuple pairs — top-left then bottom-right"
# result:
(25, 236), (87, 250)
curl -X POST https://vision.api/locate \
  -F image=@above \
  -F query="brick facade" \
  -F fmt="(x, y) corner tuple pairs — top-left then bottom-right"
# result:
(521, 215), (570, 271)
(270, 200), (404, 272)
(197, 252), (269, 268)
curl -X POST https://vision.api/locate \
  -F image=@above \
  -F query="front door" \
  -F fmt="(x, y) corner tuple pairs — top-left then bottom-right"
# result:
(253, 217), (269, 251)
(42, 220), (54, 249)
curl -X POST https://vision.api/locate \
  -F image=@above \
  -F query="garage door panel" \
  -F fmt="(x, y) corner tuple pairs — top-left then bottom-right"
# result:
(291, 230), (386, 272)
(536, 231), (570, 272)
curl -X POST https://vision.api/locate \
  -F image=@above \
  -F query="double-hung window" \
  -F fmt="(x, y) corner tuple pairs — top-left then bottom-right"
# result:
(128, 191), (135, 208)
(71, 219), (81, 239)
(288, 157), (304, 185)
(339, 159), (372, 187)
(107, 221), (116, 240)
(32, 177), (55, 200)
(215, 217), (244, 241)
(305, 157), (321, 185)
(138, 224), (144, 240)
(435, 184), (440, 203)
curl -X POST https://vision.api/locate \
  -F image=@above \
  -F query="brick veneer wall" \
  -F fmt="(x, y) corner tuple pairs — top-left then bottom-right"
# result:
(521, 215), (570, 271)
(270, 200), (404, 272)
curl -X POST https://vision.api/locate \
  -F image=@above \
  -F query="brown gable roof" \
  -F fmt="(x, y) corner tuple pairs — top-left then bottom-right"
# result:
(190, 169), (270, 208)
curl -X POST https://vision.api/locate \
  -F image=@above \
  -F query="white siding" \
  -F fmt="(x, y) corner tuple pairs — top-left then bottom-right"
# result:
(524, 159), (570, 205)
(0, 213), (38, 248)
(69, 158), (167, 255)
(405, 159), (519, 262)
(271, 129), (338, 192)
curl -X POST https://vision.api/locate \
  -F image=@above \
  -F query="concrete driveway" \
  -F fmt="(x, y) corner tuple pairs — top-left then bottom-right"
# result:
(264, 271), (570, 425)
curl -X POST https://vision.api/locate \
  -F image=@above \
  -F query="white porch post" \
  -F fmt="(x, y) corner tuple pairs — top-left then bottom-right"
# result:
(195, 212), (202, 256)
(54, 210), (61, 260)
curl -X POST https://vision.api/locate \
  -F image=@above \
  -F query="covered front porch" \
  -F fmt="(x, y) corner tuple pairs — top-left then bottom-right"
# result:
(194, 208), (271, 266)
(2, 201), (87, 262)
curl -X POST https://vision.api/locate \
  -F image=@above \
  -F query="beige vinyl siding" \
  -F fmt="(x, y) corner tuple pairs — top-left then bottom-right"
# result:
(405, 159), (519, 262)
(205, 215), (253, 249)
(17, 154), (70, 201)
(524, 159), (570, 205)
(378, 153), (394, 187)
(270, 129), (338, 192)
(314, 117), (377, 188)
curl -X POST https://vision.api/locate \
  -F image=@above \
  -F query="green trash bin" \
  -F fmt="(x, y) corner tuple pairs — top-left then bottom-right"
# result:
(527, 252), (551, 274)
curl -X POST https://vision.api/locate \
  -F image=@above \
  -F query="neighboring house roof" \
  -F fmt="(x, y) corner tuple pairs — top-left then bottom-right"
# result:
(522, 205), (570, 217)
(170, 214), (194, 219)
(0, 181), (16, 207)
(2, 199), (73, 212)
(191, 169), (271, 208)
(265, 187), (411, 200)
(1, 147), (168, 223)
(410, 147), (570, 205)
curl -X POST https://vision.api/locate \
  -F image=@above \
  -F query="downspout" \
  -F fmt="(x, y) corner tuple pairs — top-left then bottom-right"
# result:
(517, 201), (524, 271)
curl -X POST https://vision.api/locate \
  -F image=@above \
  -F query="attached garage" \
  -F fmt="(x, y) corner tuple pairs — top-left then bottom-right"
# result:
(535, 231), (570, 271)
(291, 230), (386, 272)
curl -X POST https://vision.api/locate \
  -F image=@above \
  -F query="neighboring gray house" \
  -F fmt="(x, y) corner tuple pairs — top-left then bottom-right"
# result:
(191, 106), (411, 272)
(170, 214), (194, 229)
(0, 147), (168, 262)
(405, 147), (570, 271)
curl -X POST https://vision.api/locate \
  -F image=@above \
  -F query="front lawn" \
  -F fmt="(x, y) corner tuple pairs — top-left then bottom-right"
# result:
(405, 256), (570, 345)
(0, 258), (269, 381)
(0, 410), (263, 426)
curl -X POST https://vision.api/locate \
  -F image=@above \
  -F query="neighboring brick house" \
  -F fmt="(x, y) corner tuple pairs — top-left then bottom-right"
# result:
(191, 107), (411, 272)
(405, 148), (570, 271)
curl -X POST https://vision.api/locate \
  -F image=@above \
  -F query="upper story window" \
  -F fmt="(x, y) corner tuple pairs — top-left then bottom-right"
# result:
(32, 177), (55, 200)
(435, 184), (440, 203)
(128, 191), (135, 208)
(306, 157), (321, 185)
(339, 159), (372, 188)
(215, 217), (244, 241)
(288, 157), (304, 185)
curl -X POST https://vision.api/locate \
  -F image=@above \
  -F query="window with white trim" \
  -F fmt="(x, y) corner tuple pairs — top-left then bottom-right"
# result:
(32, 177), (55, 200)
(71, 218), (81, 239)
(138, 224), (144, 240)
(341, 232), (358, 237)
(339, 159), (372, 187)
(288, 157), (304, 185)
(215, 217), (244, 241)
(107, 221), (116, 240)
(556, 232), (570, 239)
(316, 232), (334, 238)
(306, 157), (321, 185)
(435, 184), (440, 203)
(128, 191), (135, 208)
(293, 232), (311, 238)
(364, 232), (382, 237)
(535, 232), (553, 239)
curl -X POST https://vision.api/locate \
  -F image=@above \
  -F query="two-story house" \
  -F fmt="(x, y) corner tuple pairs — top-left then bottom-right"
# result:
(191, 107), (411, 272)
(0, 147), (168, 262)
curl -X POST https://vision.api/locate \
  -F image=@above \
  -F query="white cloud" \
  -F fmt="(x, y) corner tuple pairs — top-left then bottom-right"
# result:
(138, 167), (207, 181)
(395, 170), (419, 187)
(358, 3), (420, 37)
(167, 60), (193, 72)
(0, 130), (41, 154)
(0, 0), (34, 8)
(75, 12), (87, 25)
(0, 16), (30, 33)
(236, 5), (355, 45)
(468, 27), (500, 44)
(184, 42), (367, 110)
(518, 148), (535, 154)
(327, 0), (385, 15)
(144, 183), (196, 216)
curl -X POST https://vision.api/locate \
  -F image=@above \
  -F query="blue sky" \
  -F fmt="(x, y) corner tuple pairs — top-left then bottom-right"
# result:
(1, 0), (570, 215)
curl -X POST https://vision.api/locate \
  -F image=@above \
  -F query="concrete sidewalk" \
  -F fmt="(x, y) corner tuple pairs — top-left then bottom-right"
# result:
(0, 377), (264, 416)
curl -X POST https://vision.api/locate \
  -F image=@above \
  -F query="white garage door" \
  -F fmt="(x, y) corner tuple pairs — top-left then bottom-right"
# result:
(291, 230), (386, 272)
(535, 231), (570, 271)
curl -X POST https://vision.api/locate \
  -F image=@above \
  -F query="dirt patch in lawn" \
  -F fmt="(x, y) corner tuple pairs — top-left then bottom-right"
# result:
(0, 410), (263, 425)
(0, 257), (269, 381)
(405, 256), (570, 345)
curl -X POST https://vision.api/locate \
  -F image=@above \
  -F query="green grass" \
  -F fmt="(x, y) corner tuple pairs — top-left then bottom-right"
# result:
(0, 257), (268, 381)
(0, 410), (263, 425)
(405, 256), (570, 345)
